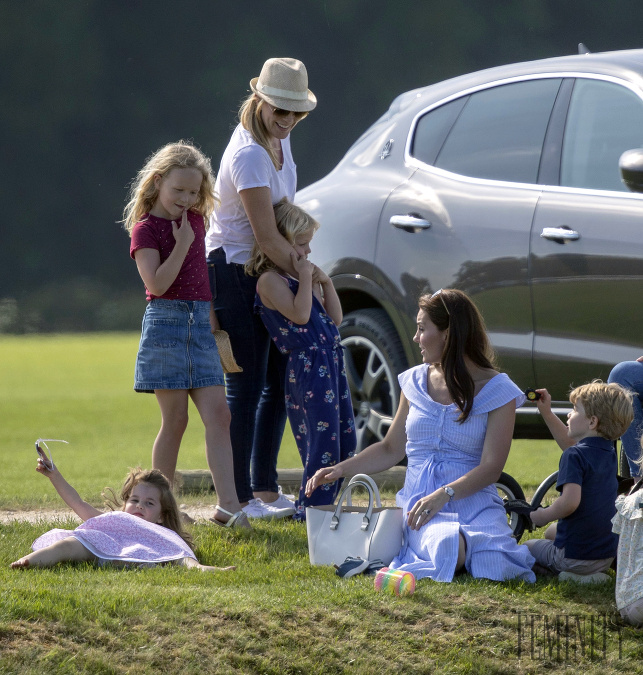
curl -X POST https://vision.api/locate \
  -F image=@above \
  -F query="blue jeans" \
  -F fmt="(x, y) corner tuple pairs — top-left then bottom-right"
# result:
(207, 247), (287, 502)
(608, 360), (643, 477)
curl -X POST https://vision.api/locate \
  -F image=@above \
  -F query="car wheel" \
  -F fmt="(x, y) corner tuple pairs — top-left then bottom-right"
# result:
(339, 309), (408, 453)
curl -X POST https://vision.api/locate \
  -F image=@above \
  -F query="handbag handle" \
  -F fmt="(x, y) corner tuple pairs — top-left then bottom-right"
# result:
(330, 480), (374, 531)
(347, 474), (382, 507)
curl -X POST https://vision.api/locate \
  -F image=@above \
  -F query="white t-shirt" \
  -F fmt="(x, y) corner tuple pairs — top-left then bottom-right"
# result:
(206, 124), (297, 264)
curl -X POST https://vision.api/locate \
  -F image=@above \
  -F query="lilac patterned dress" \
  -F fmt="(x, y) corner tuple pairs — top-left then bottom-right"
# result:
(31, 512), (196, 564)
(390, 365), (536, 583)
(255, 276), (356, 520)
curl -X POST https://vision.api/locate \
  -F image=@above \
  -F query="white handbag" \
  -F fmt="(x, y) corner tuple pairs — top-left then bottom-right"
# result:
(306, 473), (404, 566)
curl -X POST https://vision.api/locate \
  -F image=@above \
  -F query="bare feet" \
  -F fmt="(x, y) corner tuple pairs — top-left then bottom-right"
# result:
(253, 490), (279, 504)
(10, 537), (96, 569)
(10, 556), (31, 569)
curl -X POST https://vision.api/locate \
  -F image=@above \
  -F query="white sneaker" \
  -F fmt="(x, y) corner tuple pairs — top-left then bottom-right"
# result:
(242, 498), (294, 520)
(270, 486), (297, 511)
(278, 485), (296, 501)
(558, 571), (611, 584)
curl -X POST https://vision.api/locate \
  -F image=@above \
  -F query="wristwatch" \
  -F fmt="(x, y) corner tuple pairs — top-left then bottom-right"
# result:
(441, 485), (455, 501)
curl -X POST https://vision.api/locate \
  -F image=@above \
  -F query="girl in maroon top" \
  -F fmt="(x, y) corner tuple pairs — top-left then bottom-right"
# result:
(124, 141), (248, 528)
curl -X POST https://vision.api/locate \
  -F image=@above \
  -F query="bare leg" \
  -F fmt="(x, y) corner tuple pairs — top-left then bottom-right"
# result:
(253, 490), (280, 503)
(11, 537), (97, 569)
(153, 389), (189, 486)
(455, 534), (467, 572)
(189, 386), (246, 523)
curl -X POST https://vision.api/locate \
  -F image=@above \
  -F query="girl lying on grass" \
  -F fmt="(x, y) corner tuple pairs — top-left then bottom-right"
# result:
(10, 453), (235, 573)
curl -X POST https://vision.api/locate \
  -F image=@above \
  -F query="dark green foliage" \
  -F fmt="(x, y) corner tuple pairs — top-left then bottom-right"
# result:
(3, 0), (643, 331)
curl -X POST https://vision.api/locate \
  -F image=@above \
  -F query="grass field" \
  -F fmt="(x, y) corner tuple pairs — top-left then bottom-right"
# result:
(1, 334), (639, 674)
(0, 333), (302, 509)
(0, 333), (560, 509)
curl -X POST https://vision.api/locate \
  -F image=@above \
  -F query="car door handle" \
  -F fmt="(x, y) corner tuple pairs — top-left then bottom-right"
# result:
(540, 227), (580, 242)
(390, 214), (432, 233)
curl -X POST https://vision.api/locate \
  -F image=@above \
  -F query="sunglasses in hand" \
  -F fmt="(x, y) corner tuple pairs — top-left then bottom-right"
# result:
(35, 438), (69, 471)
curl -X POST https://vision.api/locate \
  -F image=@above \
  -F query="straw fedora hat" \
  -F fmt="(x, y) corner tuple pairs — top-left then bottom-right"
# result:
(250, 58), (317, 113)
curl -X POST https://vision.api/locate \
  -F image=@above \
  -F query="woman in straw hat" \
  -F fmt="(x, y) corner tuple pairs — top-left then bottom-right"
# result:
(206, 58), (317, 519)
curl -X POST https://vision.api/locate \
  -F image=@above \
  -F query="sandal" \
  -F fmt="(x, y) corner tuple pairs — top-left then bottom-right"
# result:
(209, 506), (251, 529)
(334, 556), (370, 578)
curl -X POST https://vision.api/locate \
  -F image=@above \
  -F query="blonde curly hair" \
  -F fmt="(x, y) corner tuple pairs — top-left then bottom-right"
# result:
(123, 140), (216, 236)
(244, 199), (319, 277)
(569, 380), (634, 441)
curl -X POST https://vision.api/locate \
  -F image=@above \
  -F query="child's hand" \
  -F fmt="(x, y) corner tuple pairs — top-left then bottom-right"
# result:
(534, 388), (552, 414)
(181, 557), (236, 573)
(529, 506), (549, 528)
(172, 209), (195, 250)
(291, 251), (314, 279)
(311, 265), (330, 285)
(36, 457), (57, 477)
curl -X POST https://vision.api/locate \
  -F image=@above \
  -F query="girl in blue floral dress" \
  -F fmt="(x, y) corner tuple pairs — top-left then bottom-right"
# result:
(246, 199), (355, 520)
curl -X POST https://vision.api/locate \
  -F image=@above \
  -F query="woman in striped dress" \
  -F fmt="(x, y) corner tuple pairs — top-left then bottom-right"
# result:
(306, 289), (535, 583)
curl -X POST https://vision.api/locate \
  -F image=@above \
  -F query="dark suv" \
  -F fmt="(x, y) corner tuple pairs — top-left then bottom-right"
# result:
(297, 48), (643, 450)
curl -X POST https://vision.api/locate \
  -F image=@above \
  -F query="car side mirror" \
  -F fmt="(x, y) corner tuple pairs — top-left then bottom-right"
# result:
(620, 148), (643, 193)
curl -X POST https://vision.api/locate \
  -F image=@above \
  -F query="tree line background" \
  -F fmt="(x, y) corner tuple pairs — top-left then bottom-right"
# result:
(2, 0), (643, 332)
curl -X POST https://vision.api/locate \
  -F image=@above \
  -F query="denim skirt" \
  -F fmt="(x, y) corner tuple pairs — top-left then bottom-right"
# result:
(134, 299), (224, 392)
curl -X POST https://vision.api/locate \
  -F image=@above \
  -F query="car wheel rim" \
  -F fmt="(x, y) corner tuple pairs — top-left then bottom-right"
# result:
(341, 335), (398, 452)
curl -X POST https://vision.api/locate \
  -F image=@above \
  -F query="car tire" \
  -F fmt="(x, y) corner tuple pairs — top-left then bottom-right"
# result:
(339, 308), (408, 453)
(495, 472), (527, 542)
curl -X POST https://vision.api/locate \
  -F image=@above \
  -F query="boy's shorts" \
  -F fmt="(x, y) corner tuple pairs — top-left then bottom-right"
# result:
(526, 539), (613, 575)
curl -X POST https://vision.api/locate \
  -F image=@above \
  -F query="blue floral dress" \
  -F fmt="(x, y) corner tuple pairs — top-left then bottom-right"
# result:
(255, 276), (356, 520)
(390, 365), (536, 582)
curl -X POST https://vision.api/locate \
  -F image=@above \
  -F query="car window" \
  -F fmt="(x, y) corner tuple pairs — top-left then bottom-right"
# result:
(432, 78), (562, 183)
(411, 97), (467, 165)
(348, 88), (427, 154)
(560, 79), (643, 192)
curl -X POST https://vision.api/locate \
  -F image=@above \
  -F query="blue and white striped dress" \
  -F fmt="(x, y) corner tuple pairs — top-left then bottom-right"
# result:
(390, 365), (536, 583)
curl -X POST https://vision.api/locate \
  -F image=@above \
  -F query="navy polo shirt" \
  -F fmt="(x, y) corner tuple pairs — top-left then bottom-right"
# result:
(554, 436), (618, 560)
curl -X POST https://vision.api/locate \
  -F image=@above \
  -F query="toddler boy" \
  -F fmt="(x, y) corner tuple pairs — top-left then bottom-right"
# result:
(526, 381), (633, 582)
